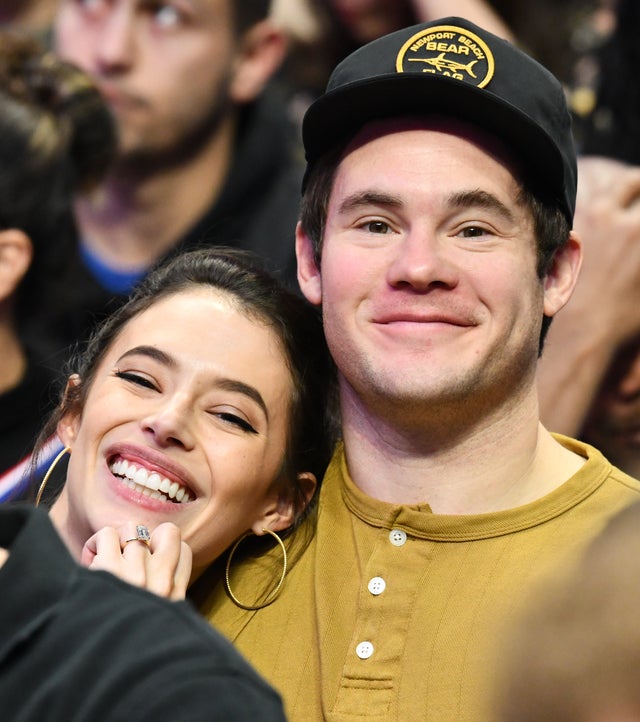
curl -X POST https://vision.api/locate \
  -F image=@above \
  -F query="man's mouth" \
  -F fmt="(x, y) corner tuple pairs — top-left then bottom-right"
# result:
(109, 457), (192, 504)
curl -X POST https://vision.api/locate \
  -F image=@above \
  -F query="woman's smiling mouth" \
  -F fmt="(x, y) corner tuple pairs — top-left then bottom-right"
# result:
(109, 456), (192, 504)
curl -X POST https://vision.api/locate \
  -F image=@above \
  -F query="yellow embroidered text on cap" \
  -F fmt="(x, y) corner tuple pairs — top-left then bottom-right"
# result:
(396, 25), (494, 88)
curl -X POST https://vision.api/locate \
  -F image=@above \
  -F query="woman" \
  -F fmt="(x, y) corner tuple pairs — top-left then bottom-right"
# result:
(33, 248), (337, 600)
(0, 29), (115, 499)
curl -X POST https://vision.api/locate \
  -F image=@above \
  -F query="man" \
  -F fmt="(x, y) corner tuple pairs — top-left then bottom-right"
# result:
(47, 0), (299, 351)
(0, 504), (286, 721)
(200, 17), (640, 721)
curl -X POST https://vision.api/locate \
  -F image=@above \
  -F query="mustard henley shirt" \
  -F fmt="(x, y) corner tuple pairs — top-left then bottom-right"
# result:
(201, 435), (640, 721)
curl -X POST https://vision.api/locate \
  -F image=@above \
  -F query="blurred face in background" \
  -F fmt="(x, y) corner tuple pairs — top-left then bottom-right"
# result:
(54, 0), (249, 167)
(326, 0), (415, 44)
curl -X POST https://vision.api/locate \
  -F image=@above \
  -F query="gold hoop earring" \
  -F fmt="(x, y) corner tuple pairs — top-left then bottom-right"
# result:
(225, 528), (287, 611)
(35, 446), (71, 507)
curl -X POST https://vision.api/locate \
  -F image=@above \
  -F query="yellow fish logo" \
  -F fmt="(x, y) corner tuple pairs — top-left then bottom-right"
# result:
(396, 25), (494, 88)
(408, 52), (478, 78)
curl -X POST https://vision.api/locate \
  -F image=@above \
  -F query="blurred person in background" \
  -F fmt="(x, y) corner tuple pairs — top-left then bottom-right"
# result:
(538, 0), (640, 480)
(0, 0), (57, 41)
(47, 0), (302, 358)
(273, 0), (513, 121)
(0, 29), (115, 501)
(496, 501), (640, 722)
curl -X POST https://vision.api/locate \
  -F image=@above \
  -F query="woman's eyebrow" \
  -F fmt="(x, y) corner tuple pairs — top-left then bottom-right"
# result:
(216, 379), (269, 422)
(116, 345), (270, 421)
(117, 345), (176, 368)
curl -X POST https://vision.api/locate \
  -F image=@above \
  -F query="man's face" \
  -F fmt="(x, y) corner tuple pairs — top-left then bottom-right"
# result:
(55, 0), (241, 164)
(300, 118), (566, 424)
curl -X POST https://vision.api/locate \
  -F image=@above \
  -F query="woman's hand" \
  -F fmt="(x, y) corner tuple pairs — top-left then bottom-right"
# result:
(81, 522), (192, 600)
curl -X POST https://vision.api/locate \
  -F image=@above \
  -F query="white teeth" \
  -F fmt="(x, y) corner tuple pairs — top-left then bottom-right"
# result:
(133, 468), (148, 486)
(109, 457), (192, 503)
(147, 472), (161, 491)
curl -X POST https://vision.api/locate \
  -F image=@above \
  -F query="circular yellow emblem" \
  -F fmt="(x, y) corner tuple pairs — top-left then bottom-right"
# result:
(395, 24), (494, 88)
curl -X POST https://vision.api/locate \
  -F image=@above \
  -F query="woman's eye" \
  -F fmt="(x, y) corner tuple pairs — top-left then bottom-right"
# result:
(115, 370), (157, 390)
(216, 412), (257, 434)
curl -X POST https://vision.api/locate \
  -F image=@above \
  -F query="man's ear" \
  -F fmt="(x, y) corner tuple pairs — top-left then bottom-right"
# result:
(0, 229), (32, 302)
(251, 471), (317, 535)
(230, 19), (287, 104)
(296, 222), (322, 305)
(543, 230), (583, 318)
(56, 374), (82, 447)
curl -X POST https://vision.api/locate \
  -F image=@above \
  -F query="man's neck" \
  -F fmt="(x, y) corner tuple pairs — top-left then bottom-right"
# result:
(76, 115), (236, 270)
(340, 385), (585, 514)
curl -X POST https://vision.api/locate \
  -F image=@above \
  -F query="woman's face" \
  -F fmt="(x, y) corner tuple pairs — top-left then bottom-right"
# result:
(51, 288), (298, 577)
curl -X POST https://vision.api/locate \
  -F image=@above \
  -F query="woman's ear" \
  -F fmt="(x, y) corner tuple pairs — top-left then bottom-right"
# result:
(252, 471), (317, 535)
(0, 228), (32, 301)
(56, 374), (82, 447)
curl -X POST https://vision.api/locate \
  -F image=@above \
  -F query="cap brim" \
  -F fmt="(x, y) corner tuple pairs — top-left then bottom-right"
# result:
(303, 73), (566, 208)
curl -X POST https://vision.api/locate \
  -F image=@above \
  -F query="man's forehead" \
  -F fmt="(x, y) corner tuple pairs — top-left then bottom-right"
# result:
(335, 115), (523, 189)
(344, 115), (514, 159)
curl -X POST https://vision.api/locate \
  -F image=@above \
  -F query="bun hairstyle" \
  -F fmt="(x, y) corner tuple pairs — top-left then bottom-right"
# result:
(0, 30), (116, 321)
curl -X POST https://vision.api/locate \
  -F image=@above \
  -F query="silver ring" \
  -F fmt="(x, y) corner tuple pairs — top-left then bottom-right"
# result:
(122, 524), (151, 548)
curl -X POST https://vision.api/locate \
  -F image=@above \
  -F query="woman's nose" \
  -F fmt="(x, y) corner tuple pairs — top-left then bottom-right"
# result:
(140, 395), (196, 450)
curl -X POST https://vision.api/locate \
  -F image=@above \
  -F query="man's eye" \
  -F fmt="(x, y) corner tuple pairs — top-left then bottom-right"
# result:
(460, 226), (487, 238)
(366, 221), (390, 234)
(153, 4), (181, 27)
(115, 370), (157, 390)
(77, 0), (104, 12)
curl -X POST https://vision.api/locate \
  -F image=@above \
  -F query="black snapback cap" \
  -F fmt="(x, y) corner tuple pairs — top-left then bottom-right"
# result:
(302, 16), (577, 223)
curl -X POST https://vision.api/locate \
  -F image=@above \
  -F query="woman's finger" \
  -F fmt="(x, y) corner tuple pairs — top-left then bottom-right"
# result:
(81, 526), (123, 569)
(145, 522), (192, 599)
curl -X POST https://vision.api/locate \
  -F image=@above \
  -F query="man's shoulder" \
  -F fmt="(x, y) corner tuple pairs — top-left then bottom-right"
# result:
(555, 433), (640, 490)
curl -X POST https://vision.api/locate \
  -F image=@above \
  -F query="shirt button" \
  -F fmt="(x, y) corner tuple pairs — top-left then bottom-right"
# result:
(356, 641), (374, 659)
(389, 529), (407, 546)
(368, 576), (386, 595)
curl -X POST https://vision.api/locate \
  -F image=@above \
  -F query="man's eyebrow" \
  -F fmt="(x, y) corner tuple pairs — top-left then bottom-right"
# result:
(116, 345), (269, 421)
(447, 189), (515, 223)
(338, 191), (403, 215)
